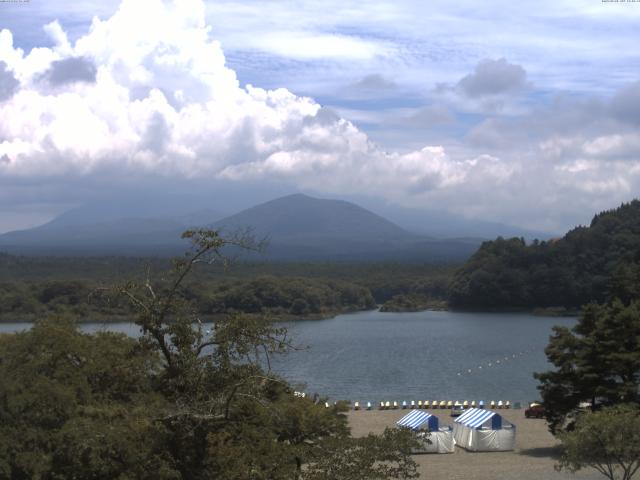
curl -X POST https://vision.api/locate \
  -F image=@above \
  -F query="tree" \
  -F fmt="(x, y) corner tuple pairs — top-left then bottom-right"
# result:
(114, 228), (420, 479)
(535, 300), (640, 433)
(0, 229), (420, 479)
(303, 428), (420, 480)
(0, 317), (177, 479)
(556, 404), (640, 480)
(449, 200), (640, 310)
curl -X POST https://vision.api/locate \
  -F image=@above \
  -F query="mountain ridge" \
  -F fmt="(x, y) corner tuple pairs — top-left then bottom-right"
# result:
(0, 193), (498, 261)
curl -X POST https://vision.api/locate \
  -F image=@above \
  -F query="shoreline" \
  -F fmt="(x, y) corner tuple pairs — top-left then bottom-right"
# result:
(0, 304), (580, 325)
(348, 409), (600, 480)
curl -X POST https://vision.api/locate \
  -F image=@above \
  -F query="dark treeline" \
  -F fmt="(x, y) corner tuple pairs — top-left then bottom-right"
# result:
(449, 200), (640, 310)
(0, 255), (456, 321)
(198, 276), (376, 318)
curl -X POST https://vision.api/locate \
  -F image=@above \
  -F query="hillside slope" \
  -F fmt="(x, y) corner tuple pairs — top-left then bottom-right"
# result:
(214, 193), (418, 246)
(214, 194), (480, 261)
(448, 200), (640, 309)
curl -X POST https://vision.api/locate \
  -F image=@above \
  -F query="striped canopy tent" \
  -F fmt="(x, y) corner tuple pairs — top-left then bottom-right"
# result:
(453, 408), (515, 452)
(396, 410), (439, 431)
(396, 411), (455, 454)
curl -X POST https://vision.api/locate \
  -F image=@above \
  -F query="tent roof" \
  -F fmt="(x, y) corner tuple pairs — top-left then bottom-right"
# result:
(396, 410), (436, 430)
(454, 408), (499, 429)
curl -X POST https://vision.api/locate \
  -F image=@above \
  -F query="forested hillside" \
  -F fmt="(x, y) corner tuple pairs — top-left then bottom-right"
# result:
(449, 200), (640, 309)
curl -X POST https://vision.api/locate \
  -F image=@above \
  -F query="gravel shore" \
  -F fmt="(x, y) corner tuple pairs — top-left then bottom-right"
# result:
(348, 408), (603, 480)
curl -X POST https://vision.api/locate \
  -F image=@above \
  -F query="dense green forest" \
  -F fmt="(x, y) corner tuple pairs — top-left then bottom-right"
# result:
(0, 254), (455, 321)
(0, 231), (420, 479)
(449, 200), (640, 309)
(6, 199), (640, 317)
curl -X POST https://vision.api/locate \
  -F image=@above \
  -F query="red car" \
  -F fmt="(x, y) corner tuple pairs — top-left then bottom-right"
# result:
(525, 403), (545, 418)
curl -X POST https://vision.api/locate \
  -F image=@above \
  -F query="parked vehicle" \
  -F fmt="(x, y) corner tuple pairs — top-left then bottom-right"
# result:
(450, 404), (465, 417)
(525, 402), (545, 418)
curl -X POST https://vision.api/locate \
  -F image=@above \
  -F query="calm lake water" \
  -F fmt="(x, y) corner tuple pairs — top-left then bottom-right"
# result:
(0, 310), (575, 404)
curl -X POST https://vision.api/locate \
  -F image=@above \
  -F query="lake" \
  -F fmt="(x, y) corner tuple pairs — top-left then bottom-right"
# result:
(0, 310), (575, 404)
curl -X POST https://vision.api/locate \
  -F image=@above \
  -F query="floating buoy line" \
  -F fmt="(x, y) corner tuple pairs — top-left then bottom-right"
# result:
(455, 347), (538, 377)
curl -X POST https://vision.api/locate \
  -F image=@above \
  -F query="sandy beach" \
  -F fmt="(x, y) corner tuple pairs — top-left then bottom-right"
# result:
(348, 408), (603, 480)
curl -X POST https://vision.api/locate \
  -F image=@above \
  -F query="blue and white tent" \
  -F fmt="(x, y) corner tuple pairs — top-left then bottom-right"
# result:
(452, 408), (515, 451)
(396, 410), (439, 430)
(396, 411), (455, 453)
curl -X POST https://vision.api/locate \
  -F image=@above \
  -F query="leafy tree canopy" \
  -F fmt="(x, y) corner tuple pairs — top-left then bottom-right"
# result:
(0, 229), (420, 479)
(556, 404), (640, 480)
(450, 200), (640, 309)
(535, 300), (640, 433)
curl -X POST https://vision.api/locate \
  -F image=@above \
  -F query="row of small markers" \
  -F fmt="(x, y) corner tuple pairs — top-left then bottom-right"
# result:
(372, 400), (510, 410)
(291, 392), (511, 410)
(333, 400), (511, 410)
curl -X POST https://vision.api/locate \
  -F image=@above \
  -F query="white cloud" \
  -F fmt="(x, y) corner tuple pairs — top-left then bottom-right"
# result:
(0, 0), (514, 213)
(1, 0), (640, 234)
(247, 32), (392, 61)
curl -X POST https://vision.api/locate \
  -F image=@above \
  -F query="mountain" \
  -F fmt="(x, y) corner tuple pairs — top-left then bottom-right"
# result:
(449, 200), (640, 309)
(214, 193), (417, 244)
(0, 208), (223, 256)
(0, 193), (481, 261)
(212, 194), (479, 261)
(359, 201), (555, 240)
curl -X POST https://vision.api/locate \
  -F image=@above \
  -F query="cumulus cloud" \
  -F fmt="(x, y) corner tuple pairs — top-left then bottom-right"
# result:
(42, 56), (97, 85)
(348, 74), (396, 93)
(2, 0), (640, 234)
(355, 74), (395, 89)
(0, 61), (18, 101)
(0, 0), (514, 213)
(433, 58), (531, 115)
(457, 58), (527, 98)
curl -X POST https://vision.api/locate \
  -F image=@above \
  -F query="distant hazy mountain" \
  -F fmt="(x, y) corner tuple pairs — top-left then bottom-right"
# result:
(214, 193), (418, 243)
(211, 194), (479, 261)
(366, 202), (555, 241)
(0, 207), (223, 256)
(0, 193), (483, 260)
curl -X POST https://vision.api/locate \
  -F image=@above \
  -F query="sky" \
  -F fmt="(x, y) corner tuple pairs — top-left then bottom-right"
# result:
(1, 0), (640, 234)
